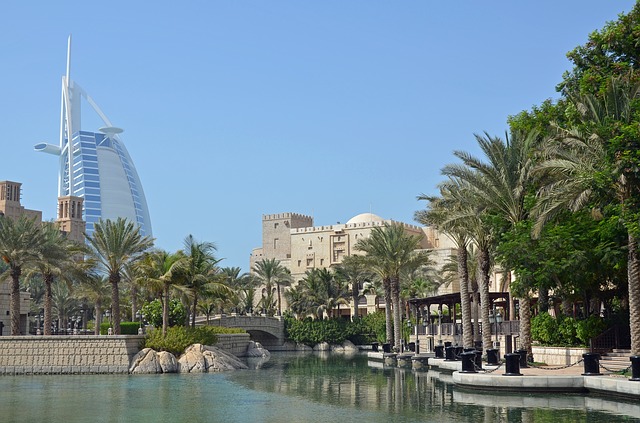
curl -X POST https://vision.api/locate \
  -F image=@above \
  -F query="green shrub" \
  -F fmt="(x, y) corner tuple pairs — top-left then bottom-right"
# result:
(141, 299), (186, 328)
(142, 325), (245, 356)
(532, 312), (607, 347)
(531, 312), (559, 345)
(576, 315), (606, 346)
(100, 321), (142, 335)
(284, 312), (385, 346)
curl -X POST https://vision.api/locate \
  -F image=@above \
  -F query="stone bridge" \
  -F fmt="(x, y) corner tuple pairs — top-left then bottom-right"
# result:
(197, 315), (285, 347)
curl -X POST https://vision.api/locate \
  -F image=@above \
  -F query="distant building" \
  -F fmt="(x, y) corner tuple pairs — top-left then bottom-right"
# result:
(250, 212), (458, 316)
(0, 180), (86, 334)
(34, 36), (152, 237)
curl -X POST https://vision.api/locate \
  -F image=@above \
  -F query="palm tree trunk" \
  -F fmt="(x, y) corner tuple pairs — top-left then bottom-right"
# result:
(191, 294), (198, 328)
(458, 245), (473, 348)
(383, 278), (393, 345)
(10, 267), (21, 335)
(110, 273), (121, 335)
(94, 303), (102, 335)
(472, 291), (480, 344)
(391, 276), (402, 350)
(163, 282), (170, 337)
(44, 273), (53, 336)
(628, 232), (640, 355)
(519, 296), (532, 359)
(479, 247), (492, 354)
(352, 280), (359, 320)
(131, 285), (138, 322)
(277, 283), (282, 316)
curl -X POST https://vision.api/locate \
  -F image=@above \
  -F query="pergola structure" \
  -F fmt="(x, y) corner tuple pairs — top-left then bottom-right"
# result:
(407, 292), (512, 323)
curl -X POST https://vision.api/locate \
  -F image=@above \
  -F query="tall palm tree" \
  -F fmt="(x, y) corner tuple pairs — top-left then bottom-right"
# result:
(535, 74), (640, 354)
(0, 216), (47, 335)
(335, 255), (373, 320)
(416, 189), (474, 348)
(441, 129), (540, 357)
(25, 222), (85, 335)
(356, 223), (431, 349)
(178, 235), (228, 327)
(86, 218), (153, 335)
(253, 258), (290, 316)
(136, 249), (185, 336)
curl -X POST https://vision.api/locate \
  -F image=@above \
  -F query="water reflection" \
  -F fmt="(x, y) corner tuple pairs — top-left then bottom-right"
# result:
(228, 352), (640, 422)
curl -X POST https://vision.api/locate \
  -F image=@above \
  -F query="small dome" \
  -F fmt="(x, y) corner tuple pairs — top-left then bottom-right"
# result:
(346, 213), (384, 225)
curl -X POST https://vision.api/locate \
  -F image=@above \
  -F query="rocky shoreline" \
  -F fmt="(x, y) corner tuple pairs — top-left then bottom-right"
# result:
(130, 341), (270, 374)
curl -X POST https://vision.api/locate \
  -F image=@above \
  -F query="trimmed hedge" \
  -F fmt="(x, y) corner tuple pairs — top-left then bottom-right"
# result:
(100, 321), (142, 335)
(284, 312), (386, 346)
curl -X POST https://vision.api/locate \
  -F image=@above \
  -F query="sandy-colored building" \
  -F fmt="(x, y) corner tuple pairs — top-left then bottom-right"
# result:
(250, 211), (459, 316)
(0, 180), (86, 334)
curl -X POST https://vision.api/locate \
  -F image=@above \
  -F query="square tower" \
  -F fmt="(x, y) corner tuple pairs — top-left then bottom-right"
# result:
(56, 195), (86, 243)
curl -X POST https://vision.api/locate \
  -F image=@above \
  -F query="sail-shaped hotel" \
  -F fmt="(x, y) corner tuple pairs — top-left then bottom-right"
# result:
(35, 37), (152, 237)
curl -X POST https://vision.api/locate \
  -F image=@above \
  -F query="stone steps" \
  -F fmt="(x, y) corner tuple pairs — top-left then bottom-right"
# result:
(600, 353), (632, 372)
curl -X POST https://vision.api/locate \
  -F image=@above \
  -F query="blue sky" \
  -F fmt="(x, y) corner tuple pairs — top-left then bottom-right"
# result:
(1, 1), (635, 271)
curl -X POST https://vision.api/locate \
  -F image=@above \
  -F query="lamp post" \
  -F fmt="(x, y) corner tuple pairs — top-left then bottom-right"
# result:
(136, 310), (143, 335)
(438, 309), (443, 345)
(105, 309), (112, 335)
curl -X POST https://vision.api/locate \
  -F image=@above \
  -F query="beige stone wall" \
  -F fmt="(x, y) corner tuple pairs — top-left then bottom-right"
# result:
(0, 334), (254, 375)
(214, 333), (251, 356)
(532, 346), (590, 366)
(0, 335), (143, 374)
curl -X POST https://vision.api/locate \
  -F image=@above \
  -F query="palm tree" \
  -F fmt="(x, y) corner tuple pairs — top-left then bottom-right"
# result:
(220, 267), (254, 313)
(253, 258), (290, 316)
(335, 255), (373, 320)
(355, 223), (431, 349)
(75, 273), (111, 335)
(24, 222), (85, 335)
(178, 235), (227, 328)
(136, 249), (185, 336)
(416, 190), (474, 348)
(440, 129), (540, 357)
(0, 216), (47, 335)
(86, 218), (153, 335)
(535, 74), (640, 354)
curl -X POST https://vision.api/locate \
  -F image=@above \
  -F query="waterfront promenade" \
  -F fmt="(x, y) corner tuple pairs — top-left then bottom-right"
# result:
(368, 351), (640, 400)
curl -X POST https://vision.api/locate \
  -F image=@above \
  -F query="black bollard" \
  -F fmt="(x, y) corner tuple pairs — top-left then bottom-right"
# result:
(434, 345), (445, 359)
(445, 346), (455, 361)
(630, 356), (640, 381)
(474, 350), (483, 370)
(455, 346), (464, 361)
(486, 348), (499, 365)
(460, 351), (477, 373)
(515, 349), (528, 368)
(371, 342), (379, 352)
(582, 353), (601, 376)
(382, 343), (391, 353)
(503, 353), (522, 376)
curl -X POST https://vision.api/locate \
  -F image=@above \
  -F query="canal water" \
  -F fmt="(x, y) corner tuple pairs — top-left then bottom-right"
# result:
(1, 352), (639, 422)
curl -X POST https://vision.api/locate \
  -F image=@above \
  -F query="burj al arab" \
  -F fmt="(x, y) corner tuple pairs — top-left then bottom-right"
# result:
(34, 36), (152, 237)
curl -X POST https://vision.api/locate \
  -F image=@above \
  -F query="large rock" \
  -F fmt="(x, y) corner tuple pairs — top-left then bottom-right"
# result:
(245, 341), (270, 358)
(178, 344), (248, 373)
(342, 340), (359, 352)
(158, 351), (178, 373)
(314, 342), (330, 351)
(129, 348), (163, 374)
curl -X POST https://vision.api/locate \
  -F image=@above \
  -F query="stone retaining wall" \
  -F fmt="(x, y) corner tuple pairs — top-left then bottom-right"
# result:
(532, 346), (589, 366)
(0, 335), (144, 375)
(214, 333), (251, 356)
(0, 333), (253, 375)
